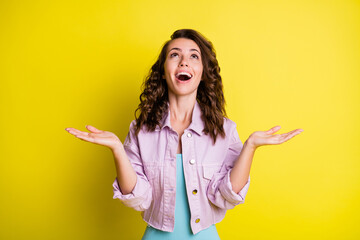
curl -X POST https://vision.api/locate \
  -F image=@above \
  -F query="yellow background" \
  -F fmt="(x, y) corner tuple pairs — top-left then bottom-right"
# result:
(1, 0), (359, 239)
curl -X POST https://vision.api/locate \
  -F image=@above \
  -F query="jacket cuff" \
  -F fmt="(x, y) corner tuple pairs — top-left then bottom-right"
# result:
(219, 169), (250, 205)
(112, 176), (152, 211)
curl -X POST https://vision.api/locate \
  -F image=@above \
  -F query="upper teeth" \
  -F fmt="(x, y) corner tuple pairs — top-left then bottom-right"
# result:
(176, 72), (192, 78)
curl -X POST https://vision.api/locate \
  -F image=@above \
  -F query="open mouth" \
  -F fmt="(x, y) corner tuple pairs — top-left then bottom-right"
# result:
(176, 72), (193, 81)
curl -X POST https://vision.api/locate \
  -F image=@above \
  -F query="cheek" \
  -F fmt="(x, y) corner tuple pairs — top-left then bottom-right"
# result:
(164, 61), (174, 74)
(196, 66), (204, 78)
(163, 64), (170, 78)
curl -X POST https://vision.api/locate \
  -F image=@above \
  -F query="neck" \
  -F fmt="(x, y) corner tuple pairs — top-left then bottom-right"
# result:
(168, 93), (196, 124)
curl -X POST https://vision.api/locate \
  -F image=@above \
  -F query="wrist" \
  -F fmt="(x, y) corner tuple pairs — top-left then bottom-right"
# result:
(244, 137), (257, 152)
(110, 141), (123, 153)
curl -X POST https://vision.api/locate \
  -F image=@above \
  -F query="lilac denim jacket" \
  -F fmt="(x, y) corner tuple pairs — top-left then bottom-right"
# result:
(113, 101), (250, 234)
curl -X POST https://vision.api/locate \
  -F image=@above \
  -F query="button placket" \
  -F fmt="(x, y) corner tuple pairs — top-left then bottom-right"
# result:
(183, 129), (202, 229)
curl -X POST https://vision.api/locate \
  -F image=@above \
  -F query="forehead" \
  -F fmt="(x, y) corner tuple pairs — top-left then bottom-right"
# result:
(167, 38), (201, 53)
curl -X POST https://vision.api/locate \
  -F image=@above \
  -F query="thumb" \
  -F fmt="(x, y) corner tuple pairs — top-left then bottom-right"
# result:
(86, 125), (103, 133)
(265, 125), (281, 135)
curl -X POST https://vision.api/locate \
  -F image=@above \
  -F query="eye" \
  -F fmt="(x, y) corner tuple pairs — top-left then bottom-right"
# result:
(170, 52), (179, 58)
(191, 54), (199, 59)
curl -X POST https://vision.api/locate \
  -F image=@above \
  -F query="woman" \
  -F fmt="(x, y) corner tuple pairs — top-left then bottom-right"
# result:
(65, 29), (303, 239)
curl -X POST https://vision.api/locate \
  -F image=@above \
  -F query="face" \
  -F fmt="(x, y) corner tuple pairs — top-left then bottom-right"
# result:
(163, 38), (203, 98)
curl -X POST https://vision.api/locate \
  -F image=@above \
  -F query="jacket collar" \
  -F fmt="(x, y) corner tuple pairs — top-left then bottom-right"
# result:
(156, 101), (204, 136)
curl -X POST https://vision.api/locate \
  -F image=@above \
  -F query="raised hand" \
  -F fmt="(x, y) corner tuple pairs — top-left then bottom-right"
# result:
(246, 126), (303, 150)
(65, 125), (122, 151)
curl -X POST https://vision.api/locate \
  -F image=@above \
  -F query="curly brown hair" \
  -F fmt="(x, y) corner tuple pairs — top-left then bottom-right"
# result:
(134, 29), (227, 144)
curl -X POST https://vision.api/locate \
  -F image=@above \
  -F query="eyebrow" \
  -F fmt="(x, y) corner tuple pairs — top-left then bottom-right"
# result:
(169, 47), (200, 54)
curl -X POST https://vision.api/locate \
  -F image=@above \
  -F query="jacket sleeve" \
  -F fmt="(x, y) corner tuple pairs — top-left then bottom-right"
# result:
(207, 122), (250, 209)
(112, 120), (152, 211)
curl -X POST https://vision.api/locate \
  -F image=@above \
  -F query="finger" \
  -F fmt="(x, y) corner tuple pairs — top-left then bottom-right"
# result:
(66, 128), (87, 136)
(76, 134), (95, 143)
(86, 125), (103, 133)
(279, 129), (303, 143)
(282, 129), (298, 136)
(289, 129), (303, 138)
(265, 125), (281, 135)
(65, 127), (80, 132)
(65, 128), (80, 135)
(277, 128), (302, 138)
(284, 129), (303, 138)
(286, 128), (303, 134)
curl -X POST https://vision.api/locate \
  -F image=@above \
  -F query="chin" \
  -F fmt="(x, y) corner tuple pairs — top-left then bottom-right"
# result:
(171, 88), (198, 97)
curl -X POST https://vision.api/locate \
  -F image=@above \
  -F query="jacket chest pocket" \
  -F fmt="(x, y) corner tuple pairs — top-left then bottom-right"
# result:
(202, 164), (222, 181)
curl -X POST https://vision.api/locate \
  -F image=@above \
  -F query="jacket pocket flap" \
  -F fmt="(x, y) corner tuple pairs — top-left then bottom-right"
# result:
(203, 165), (222, 180)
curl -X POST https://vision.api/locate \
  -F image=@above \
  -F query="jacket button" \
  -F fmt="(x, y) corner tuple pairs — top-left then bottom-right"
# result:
(195, 218), (200, 223)
(192, 189), (198, 195)
(189, 159), (196, 165)
(187, 132), (192, 138)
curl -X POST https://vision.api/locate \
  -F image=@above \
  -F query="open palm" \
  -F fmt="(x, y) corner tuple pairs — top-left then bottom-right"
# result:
(248, 126), (303, 149)
(65, 125), (121, 150)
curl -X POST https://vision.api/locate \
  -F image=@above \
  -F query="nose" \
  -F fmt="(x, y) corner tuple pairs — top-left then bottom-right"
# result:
(179, 57), (188, 67)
